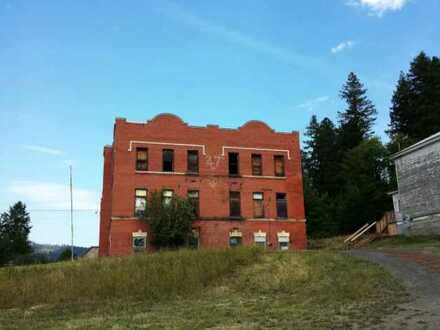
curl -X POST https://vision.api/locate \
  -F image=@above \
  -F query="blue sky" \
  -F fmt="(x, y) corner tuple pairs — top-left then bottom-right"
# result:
(1, 0), (439, 247)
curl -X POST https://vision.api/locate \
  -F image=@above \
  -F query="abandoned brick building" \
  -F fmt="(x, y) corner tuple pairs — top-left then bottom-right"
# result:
(99, 114), (306, 256)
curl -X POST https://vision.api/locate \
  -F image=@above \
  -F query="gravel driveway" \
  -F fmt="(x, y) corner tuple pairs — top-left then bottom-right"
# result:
(349, 250), (440, 330)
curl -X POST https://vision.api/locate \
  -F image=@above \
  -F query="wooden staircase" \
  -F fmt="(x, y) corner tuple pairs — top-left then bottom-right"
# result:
(345, 211), (397, 249)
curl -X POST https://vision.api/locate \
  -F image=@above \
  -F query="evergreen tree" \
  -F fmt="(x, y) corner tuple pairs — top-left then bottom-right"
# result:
(315, 118), (339, 195)
(304, 116), (339, 195)
(339, 139), (391, 233)
(303, 115), (320, 187)
(389, 52), (440, 143)
(338, 72), (377, 151)
(0, 202), (32, 265)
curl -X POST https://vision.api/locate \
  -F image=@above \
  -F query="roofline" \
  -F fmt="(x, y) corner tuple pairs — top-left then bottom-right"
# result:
(116, 113), (299, 135)
(391, 131), (440, 160)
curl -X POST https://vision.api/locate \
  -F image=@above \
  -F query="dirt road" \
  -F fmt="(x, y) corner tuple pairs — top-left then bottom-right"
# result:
(349, 249), (440, 330)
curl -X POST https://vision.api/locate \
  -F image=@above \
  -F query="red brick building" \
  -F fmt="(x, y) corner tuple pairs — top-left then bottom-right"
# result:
(99, 114), (306, 256)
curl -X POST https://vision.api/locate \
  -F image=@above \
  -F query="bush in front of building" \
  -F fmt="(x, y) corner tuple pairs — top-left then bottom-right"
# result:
(142, 191), (197, 249)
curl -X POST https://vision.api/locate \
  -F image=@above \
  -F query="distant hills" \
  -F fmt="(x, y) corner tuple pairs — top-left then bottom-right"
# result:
(31, 242), (89, 260)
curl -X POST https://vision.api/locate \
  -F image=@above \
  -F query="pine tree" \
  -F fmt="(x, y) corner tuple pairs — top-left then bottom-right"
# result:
(340, 138), (391, 233)
(0, 202), (32, 264)
(389, 52), (440, 143)
(303, 115), (320, 187)
(315, 118), (339, 195)
(338, 72), (377, 151)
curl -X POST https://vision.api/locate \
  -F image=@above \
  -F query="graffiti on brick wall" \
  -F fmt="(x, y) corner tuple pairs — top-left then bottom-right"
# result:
(204, 154), (223, 170)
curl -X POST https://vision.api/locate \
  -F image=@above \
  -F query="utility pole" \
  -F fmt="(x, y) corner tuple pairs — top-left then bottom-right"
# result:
(69, 165), (74, 262)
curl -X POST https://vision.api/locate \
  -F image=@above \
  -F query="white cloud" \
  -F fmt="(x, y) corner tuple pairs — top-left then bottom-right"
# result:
(22, 144), (64, 156)
(297, 96), (330, 112)
(347, 0), (409, 16)
(9, 181), (98, 210)
(331, 40), (354, 54)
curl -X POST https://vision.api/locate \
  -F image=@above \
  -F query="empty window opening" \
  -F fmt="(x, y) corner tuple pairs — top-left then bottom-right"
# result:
(229, 152), (239, 176)
(188, 190), (200, 217)
(276, 193), (288, 218)
(187, 150), (199, 173)
(163, 149), (174, 172)
(229, 191), (241, 217)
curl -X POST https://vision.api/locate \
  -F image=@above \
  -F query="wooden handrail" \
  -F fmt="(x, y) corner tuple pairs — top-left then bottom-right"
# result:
(350, 221), (377, 243)
(344, 223), (369, 243)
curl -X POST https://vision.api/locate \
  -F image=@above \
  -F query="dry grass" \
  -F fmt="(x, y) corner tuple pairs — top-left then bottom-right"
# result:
(0, 249), (407, 329)
(0, 248), (260, 309)
(307, 235), (350, 250)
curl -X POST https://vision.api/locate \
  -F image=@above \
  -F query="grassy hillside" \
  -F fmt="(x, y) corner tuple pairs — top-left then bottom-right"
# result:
(0, 248), (407, 329)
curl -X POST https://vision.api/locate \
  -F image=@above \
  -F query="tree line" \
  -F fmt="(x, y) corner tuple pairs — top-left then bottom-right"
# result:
(304, 52), (440, 238)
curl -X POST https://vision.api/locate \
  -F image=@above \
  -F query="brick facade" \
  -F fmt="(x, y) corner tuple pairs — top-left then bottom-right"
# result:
(99, 114), (306, 256)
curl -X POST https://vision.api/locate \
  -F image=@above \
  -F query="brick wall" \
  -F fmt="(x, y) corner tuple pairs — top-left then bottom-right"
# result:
(99, 113), (307, 256)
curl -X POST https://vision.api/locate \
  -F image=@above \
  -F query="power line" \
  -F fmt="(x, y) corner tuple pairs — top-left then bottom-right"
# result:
(26, 209), (98, 212)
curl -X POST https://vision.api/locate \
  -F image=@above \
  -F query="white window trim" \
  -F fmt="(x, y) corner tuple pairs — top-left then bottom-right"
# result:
(254, 230), (267, 245)
(222, 146), (291, 160)
(229, 229), (242, 238)
(129, 140), (206, 155)
(132, 231), (148, 250)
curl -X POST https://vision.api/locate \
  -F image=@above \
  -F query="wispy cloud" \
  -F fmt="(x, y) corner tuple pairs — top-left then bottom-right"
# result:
(9, 181), (98, 210)
(347, 0), (409, 16)
(22, 144), (64, 156)
(152, 0), (323, 69)
(297, 96), (330, 112)
(331, 40), (354, 54)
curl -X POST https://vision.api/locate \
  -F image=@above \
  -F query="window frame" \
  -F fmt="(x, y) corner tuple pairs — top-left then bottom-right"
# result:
(188, 190), (200, 217)
(162, 149), (174, 172)
(229, 191), (241, 218)
(252, 192), (265, 219)
(274, 155), (285, 177)
(276, 192), (288, 219)
(136, 148), (148, 171)
(187, 150), (199, 174)
(228, 152), (240, 176)
(134, 189), (148, 217)
(254, 231), (267, 248)
(251, 154), (263, 176)
(132, 232), (147, 252)
(162, 189), (174, 206)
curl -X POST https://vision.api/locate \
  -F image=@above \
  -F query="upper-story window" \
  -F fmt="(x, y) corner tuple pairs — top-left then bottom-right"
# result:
(251, 154), (262, 176)
(187, 150), (199, 174)
(229, 152), (239, 176)
(135, 189), (147, 217)
(188, 190), (200, 217)
(163, 149), (174, 172)
(136, 148), (148, 171)
(276, 193), (288, 219)
(229, 191), (241, 218)
(162, 189), (174, 206)
(253, 192), (264, 218)
(274, 155), (285, 177)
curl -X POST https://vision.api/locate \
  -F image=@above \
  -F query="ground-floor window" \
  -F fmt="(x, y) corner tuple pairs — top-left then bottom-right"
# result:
(189, 228), (200, 249)
(229, 229), (242, 247)
(254, 230), (266, 248)
(132, 231), (147, 252)
(277, 231), (290, 251)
